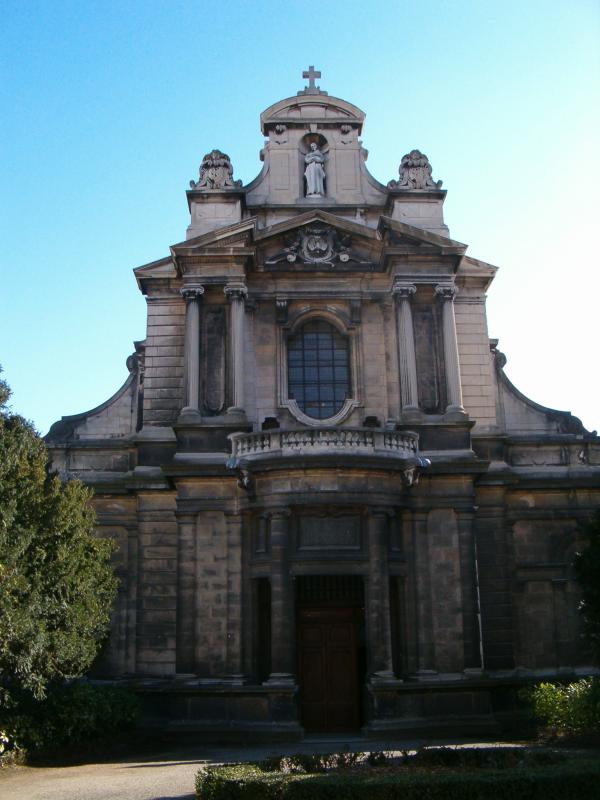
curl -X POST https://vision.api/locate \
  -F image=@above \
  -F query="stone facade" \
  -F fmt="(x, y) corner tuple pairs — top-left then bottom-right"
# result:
(47, 71), (600, 738)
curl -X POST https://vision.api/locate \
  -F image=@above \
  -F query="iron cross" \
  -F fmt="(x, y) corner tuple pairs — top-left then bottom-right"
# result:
(302, 66), (321, 91)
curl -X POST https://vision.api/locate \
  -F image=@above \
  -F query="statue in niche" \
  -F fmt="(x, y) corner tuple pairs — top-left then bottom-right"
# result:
(304, 142), (326, 196)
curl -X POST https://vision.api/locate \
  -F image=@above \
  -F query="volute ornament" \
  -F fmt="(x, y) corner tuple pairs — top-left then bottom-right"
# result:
(189, 149), (242, 189)
(388, 149), (443, 190)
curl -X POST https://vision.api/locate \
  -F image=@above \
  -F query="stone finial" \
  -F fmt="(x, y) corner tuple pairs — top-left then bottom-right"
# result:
(189, 149), (242, 190)
(388, 149), (443, 190)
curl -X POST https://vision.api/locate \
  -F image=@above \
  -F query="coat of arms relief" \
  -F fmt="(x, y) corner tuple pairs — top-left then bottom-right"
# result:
(265, 225), (364, 267)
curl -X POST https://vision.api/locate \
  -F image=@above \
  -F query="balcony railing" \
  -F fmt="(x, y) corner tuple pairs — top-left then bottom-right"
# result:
(228, 427), (420, 464)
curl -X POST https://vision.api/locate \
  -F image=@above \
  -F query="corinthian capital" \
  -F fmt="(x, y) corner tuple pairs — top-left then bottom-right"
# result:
(392, 281), (417, 300)
(224, 284), (248, 301)
(435, 284), (458, 301)
(180, 285), (205, 301)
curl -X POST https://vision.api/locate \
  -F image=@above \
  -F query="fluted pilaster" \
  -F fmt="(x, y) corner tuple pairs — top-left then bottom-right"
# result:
(435, 284), (466, 418)
(392, 281), (420, 420)
(180, 285), (204, 416)
(265, 509), (295, 685)
(224, 284), (248, 415)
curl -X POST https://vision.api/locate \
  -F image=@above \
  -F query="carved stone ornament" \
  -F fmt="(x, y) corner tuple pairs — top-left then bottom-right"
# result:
(274, 124), (288, 144)
(266, 225), (364, 267)
(388, 149), (443, 190)
(190, 149), (242, 190)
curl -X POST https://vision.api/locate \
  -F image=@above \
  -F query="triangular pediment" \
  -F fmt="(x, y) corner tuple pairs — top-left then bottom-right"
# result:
(254, 210), (381, 272)
(378, 216), (467, 255)
(134, 255), (177, 293)
(255, 209), (378, 243)
(171, 218), (257, 254)
(134, 211), (470, 289)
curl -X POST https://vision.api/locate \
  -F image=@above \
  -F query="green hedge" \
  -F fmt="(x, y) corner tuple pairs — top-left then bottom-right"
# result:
(1, 682), (140, 756)
(195, 757), (600, 800)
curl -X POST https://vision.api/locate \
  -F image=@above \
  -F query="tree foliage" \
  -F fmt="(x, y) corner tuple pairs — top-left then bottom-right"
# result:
(0, 372), (118, 700)
(574, 512), (600, 663)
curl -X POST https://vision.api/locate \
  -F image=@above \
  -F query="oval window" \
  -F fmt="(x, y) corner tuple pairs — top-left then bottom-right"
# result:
(287, 320), (351, 420)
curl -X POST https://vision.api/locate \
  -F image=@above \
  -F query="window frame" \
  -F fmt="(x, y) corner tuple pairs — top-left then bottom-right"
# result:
(277, 307), (361, 427)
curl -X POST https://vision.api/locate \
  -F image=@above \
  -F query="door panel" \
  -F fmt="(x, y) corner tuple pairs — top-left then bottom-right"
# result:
(297, 607), (360, 731)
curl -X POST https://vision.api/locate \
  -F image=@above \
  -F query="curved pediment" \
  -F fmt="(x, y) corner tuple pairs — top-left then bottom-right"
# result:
(260, 94), (365, 135)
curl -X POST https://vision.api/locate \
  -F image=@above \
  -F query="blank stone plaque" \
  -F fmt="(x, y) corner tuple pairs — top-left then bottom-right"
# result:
(298, 515), (361, 550)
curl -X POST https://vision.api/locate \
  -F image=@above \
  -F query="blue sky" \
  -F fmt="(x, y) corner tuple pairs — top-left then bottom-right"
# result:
(2, 0), (599, 434)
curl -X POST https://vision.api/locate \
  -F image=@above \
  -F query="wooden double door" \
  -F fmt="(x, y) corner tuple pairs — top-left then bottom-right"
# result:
(297, 606), (362, 732)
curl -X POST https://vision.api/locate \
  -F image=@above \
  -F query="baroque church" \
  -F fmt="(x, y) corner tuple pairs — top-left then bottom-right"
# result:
(47, 69), (600, 737)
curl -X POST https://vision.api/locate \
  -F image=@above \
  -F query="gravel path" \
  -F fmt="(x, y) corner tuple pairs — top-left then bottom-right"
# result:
(0, 738), (534, 800)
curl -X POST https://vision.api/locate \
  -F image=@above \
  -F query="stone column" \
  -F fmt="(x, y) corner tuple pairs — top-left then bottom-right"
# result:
(180, 285), (204, 417)
(392, 281), (420, 420)
(176, 513), (197, 674)
(224, 284), (248, 416)
(412, 510), (435, 673)
(367, 508), (396, 683)
(225, 511), (244, 682)
(266, 509), (295, 685)
(435, 285), (465, 418)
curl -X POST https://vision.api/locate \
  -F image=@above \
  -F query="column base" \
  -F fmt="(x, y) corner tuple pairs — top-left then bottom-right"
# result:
(400, 405), (423, 423)
(413, 669), (440, 682)
(369, 670), (402, 686)
(178, 407), (202, 423)
(443, 404), (467, 422)
(263, 673), (296, 687)
(225, 407), (247, 422)
(224, 673), (247, 686)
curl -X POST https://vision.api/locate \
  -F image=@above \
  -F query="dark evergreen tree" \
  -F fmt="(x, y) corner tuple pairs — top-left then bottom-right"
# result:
(574, 512), (600, 663)
(0, 372), (117, 700)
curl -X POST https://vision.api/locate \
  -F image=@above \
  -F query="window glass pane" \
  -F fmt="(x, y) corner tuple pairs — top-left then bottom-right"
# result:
(287, 320), (351, 420)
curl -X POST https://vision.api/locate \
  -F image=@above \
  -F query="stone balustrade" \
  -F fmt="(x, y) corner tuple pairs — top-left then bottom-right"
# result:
(228, 427), (420, 464)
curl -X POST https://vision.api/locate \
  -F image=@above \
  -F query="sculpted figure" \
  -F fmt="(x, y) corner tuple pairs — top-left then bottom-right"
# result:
(304, 143), (326, 196)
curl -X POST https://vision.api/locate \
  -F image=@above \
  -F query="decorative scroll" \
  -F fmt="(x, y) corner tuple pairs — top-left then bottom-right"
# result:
(190, 149), (242, 189)
(388, 149), (443, 190)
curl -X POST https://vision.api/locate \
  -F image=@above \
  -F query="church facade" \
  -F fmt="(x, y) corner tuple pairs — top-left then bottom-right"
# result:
(47, 70), (600, 737)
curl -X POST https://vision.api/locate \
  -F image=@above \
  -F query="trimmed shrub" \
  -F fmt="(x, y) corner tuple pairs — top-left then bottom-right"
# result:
(195, 758), (600, 800)
(529, 678), (600, 737)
